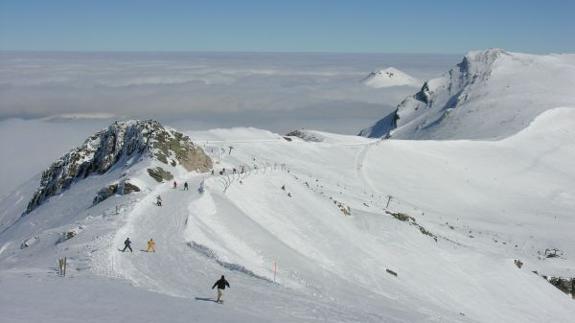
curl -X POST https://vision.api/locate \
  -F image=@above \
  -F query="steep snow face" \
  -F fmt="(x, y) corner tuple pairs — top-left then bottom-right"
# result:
(361, 67), (421, 88)
(360, 49), (575, 139)
(25, 120), (212, 213)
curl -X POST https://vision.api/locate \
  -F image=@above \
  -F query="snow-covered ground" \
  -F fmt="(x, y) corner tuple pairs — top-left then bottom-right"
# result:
(361, 67), (421, 88)
(360, 49), (575, 139)
(1, 107), (574, 322)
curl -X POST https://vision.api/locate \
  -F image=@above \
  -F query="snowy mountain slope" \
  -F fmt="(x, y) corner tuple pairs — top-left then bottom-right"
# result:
(1, 112), (575, 322)
(359, 49), (575, 139)
(25, 120), (211, 213)
(361, 67), (421, 88)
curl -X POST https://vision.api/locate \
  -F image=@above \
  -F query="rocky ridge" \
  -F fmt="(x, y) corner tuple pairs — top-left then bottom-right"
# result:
(25, 120), (212, 213)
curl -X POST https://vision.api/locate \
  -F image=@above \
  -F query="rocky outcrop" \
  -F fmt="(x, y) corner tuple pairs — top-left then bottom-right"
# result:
(93, 181), (141, 205)
(385, 210), (438, 242)
(25, 120), (212, 214)
(285, 130), (323, 142)
(547, 277), (574, 298)
(147, 167), (174, 183)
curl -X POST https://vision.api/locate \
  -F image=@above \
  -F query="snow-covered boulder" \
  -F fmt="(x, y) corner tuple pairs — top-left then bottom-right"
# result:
(361, 67), (421, 88)
(25, 120), (212, 213)
(359, 48), (575, 139)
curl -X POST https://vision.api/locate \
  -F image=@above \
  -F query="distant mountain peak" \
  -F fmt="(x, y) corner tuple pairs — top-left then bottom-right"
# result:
(359, 49), (575, 140)
(361, 67), (420, 88)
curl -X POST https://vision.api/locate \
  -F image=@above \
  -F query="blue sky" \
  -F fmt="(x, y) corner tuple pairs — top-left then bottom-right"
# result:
(0, 0), (573, 53)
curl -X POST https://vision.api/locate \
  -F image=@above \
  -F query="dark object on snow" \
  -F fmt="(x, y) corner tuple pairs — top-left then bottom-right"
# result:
(281, 185), (286, 190)
(93, 181), (140, 205)
(548, 277), (575, 298)
(184, 182), (189, 190)
(544, 248), (562, 258)
(122, 238), (133, 252)
(212, 275), (230, 290)
(386, 269), (398, 277)
(514, 259), (523, 269)
(148, 167), (174, 183)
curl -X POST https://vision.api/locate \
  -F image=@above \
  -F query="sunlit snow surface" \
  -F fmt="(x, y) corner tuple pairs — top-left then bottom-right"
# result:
(1, 108), (574, 322)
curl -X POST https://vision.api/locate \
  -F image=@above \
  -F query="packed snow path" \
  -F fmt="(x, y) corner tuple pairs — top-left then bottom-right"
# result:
(105, 175), (422, 322)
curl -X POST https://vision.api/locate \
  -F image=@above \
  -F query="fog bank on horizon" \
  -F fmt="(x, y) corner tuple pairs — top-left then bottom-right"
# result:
(0, 52), (459, 133)
(0, 52), (459, 197)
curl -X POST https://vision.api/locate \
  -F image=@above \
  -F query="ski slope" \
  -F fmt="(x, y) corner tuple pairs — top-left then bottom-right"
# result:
(1, 109), (575, 322)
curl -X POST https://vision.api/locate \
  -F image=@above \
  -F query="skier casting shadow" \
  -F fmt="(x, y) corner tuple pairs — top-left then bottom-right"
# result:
(120, 237), (132, 252)
(211, 275), (230, 303)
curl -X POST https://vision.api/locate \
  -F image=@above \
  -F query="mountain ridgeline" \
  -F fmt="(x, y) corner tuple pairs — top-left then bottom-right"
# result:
(359, 48), (575, 139)
(25, 120), (212, 214)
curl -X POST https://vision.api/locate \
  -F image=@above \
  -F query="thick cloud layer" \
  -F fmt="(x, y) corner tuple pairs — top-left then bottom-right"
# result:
(0, 52), (457, 133)
(0, 52), (458, 197)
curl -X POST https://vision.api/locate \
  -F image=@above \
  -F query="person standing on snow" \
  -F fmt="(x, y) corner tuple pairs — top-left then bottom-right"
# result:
(212, 275), (230, 303)
(156, 195), (162, 206)
(122, 238), (133, 252)
(198, 180), (205, 194)
(146, 238), (156, 252)
(173, 181), (177, 189)
(184, 182), (189, 191)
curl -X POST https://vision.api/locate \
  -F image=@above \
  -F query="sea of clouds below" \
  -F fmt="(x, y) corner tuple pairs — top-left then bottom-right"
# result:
(0, 51), (458, 197)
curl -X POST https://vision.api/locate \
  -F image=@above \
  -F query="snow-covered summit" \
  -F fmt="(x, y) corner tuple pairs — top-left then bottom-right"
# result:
(361, 67), (421, 88)
(359, 48), (575, 139)
(25, 120), (212, 213)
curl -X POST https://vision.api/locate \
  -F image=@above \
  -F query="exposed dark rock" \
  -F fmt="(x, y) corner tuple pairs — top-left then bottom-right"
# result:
(285, 130), (323, 142)
(57, 226), (84, 244)
(147, 167), (173, 183)
(386, 269), (398, 277)
(547, 277), (574, 298)
(93, 181), (141, 205)
(385, 210), (437, 242)
(25, 120), (212, 214)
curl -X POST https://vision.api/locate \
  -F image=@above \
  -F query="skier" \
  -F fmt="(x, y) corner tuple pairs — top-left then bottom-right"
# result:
(173, 181), (177, 189)
(156, 195), (162, 206)
(122, 237), (133, 252)
(198, 180), (205, 194)
(146, 238), (156, 252)
(184, 182), (189, 191)
(211, 275), (230, 303)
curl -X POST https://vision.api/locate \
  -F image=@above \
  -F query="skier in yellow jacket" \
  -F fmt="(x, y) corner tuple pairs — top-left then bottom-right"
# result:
(146, 238), (156, 252)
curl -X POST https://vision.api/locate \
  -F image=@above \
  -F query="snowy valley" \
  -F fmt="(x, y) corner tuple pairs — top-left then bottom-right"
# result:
(1, 49), (574, 323)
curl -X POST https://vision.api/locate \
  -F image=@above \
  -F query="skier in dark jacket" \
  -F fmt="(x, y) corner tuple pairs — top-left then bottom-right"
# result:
(122, 238), (133, 252)
(184, 182), (189, 191)
(212, 275), (230, 303)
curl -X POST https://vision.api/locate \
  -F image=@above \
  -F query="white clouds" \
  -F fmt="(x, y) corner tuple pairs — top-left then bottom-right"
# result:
(0, 52), (458, 197)
(0, 52), (457, 129)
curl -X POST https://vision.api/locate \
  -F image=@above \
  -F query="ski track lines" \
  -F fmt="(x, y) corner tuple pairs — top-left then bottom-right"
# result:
(106, 175), (392, 322)
(3, 112), (575, 322)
